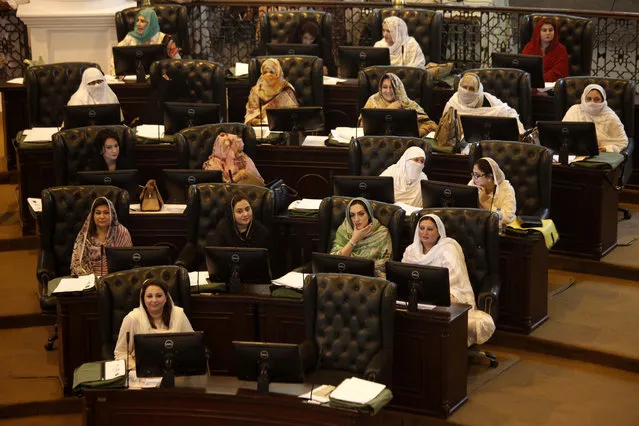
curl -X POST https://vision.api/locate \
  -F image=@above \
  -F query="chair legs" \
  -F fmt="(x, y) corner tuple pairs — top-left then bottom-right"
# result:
(619, 206), (632, 221)
(44, 324), (58, 351)
(468, 346), (498, 368)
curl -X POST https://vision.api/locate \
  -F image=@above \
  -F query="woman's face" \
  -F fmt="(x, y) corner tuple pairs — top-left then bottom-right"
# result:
(233, 199), (253, 228)
(418, 218), (439, 249)
(585, 89), (604, 103)
(382, 24), (394, 46)
(93, 204), (110, 229)
(410, 156), (425, 165)
(472, 165), (492, 188)
(460, 80), (477, 92)
(540, 23), (555, 44)
(144, 285), (166, 317)
(136, 15), (149, 35)
(380, 79), (395, 102)
(302, 32), (316, 45)
(102, 138), (120, 162)
(349, 203), (370, 230)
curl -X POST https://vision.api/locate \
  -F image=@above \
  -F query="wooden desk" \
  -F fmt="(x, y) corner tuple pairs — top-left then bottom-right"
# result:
(84, 377), (382, 426)
(58, 293), (470, 418)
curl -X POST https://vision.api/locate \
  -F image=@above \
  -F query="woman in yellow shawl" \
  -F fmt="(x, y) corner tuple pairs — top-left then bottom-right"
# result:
(244, 58), (299, 125)
(359, 73), (437, 137)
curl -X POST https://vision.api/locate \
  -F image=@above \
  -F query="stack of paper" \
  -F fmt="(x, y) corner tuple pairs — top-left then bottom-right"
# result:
(252, 126), (271, 139)
(552, 155), (587, 164)
(302, 135), (327, 147)
(23, 127), (60, 143)
(129, 204), (186, 214)
(395, 300), (436, 311)
(272, 271), (306, 290)
(329, 377), (386, 405)
(298, 384), (335, 403)
(188, 271), (209, 287)
(234, 62), (249, 76)
(135, 124), (165, 140)
(7, 77), (23, 85)
(323, 76), (347, 86)
(52, 274), (96, 294)
(27, 198), (42, 213)
(288, 198), (323, 212)
(103, 360), (126, 380)
(330, 127), (363, 144)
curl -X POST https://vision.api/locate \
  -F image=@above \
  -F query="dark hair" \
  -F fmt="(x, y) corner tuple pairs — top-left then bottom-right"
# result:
(87, 197), (110, 237)
(140, 279), (172, 329)
(294, 18), (320, 43)
(231, 193), (251, 210)
(349, 200), (372, 225)
(94, 129), (120, 156)
(474, 158), (493, 177)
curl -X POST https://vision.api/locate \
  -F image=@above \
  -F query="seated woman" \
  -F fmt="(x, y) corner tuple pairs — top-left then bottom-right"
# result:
(380, 146), (428, 207)
(89, 128), (133, 171)
(202, 132), (264, 185)
(330, 197), (392, 278)
(359, 73), (437, 137)
(522, 18), (569, 83)
(374, 16), (425, 68)
(117, 8), (180, 59)
(114, 280), (193, 366)
(211, 193), (270, 248)
(468, 157), (516, 226)
(562, 84), (628, 153)
(443, 73), (525, 134)
(291, 18), (335, 76)
(244, 58), (299, 126)
(68, 68), (120, 106)
(402, 214), (496, 346)
(70, 197), (132, 276)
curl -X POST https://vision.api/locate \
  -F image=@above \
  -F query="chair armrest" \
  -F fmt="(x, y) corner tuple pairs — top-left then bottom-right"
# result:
(364, 349), (392, 386)
(300, 339), (318, 373)
(478, 275), (500, 321)
(175, 243), (198, 271)
(621, 137), (634, 157)
(37, 251), (56, 294)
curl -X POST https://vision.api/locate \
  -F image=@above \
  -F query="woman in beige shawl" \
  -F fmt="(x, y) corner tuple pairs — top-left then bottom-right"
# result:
(359, 73), (437, 137)
(468, 157), (517, 226)
(202, 132), (264, 186)
(244, 58), (299, 126)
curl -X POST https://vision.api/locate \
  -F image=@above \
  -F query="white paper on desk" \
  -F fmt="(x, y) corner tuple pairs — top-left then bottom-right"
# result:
(104, 75), (124, 85)
(330, 127), (362, 144)
(27, 198), (42, 213)
(537, 81), (556, 93)
(272, 271), (306, 290)
(394, 202), (421, 215)
(23, 127), (60, 142)
(135, 124), (164, 139)
(104, 359), (126, 380)
(235, 62), (249, 76)
(123, 75), (146, 82)
(288, 198), (322, 211)
(330, 377), (386, 405)
(302, 135), (327, 147)
(188, 271), (208, 287)
(52, 274), (95, 294)
(129, 203), (186, 214)
(252, 126), (270, 139)
(323, 76), (347, 86)
(299, 384), (335, 403)
(426, 131), (436, 139)
(395, 300), (436, 310)
(552, 154), (587, 164)
(128, 370), (162, 389)
(7, 77), (23, 84)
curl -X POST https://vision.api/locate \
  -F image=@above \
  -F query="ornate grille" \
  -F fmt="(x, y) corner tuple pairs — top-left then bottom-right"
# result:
(0, 10), (30, 80)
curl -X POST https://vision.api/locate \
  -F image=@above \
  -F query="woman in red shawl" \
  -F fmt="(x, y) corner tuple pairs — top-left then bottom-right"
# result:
(522, 18), (569, 82)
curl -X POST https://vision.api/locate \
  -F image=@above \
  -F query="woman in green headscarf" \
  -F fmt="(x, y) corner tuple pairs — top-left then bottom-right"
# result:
(330, 197), (393, 278)
(117, 8), (181, 59)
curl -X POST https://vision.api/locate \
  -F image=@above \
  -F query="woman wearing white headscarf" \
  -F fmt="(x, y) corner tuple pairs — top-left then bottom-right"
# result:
(402, 214), (495, 346)
(68, 68), (120, 106)
(562, 83), (628, 153)
(468, 157), (517, 226)
(380, 146), (428, 207)
(443, 73), (525, 134)
(374, 16), (425, 67)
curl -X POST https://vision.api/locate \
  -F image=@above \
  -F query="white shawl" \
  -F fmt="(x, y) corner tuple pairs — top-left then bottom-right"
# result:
(68, 68), (120, 106)
(380, 146), (428, 207)
(374, 16), (425, 67)
(468, 157), (517, 225)
(562, 83), (628, 153)
(401, 214), (495, 346)
(114, 287), (193, 366)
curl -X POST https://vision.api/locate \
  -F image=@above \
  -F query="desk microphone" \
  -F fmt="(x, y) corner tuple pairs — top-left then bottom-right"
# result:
(125, 331), (130, 388)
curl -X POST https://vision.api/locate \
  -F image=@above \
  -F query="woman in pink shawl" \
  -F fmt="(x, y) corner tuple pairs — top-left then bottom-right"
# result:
(202, 132), (265, 186)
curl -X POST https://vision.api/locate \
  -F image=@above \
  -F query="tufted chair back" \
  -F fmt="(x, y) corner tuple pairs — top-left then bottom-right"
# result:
(303, 273), (396, 385)
(26, 62), (100, 127)
(38, 186), (130, 289)
(349, 136), (431, 177)
(358, 65), (434, 117)
(115, 5), (190, 56)
(52, 125), (135, 185)
(519, 14), (593, 76)
(455, 68), (533, 129)
(174, 123), (257, 169)
(249, 56), (324, 107)
(176, 183), (274, 270)
(468, 141), (552, 218)
(149, 59), (226, 120)
(97, 265), (191, 359)
(318, 196), (405, 262)
(371, 9), (443, 63)
(411, 208), (500, 318)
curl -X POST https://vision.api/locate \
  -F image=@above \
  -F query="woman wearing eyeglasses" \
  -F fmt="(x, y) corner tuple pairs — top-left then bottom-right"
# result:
(468, 157), (516, 226)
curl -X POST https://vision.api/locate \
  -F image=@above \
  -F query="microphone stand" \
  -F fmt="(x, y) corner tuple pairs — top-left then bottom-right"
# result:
(125, 331), (130, 388)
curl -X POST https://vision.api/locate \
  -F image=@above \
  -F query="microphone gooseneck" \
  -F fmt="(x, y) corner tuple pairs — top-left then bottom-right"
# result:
(125, 331), (130, 388)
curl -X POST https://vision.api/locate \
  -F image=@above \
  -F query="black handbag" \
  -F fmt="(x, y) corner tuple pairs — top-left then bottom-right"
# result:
(267, 179), (299, 215)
